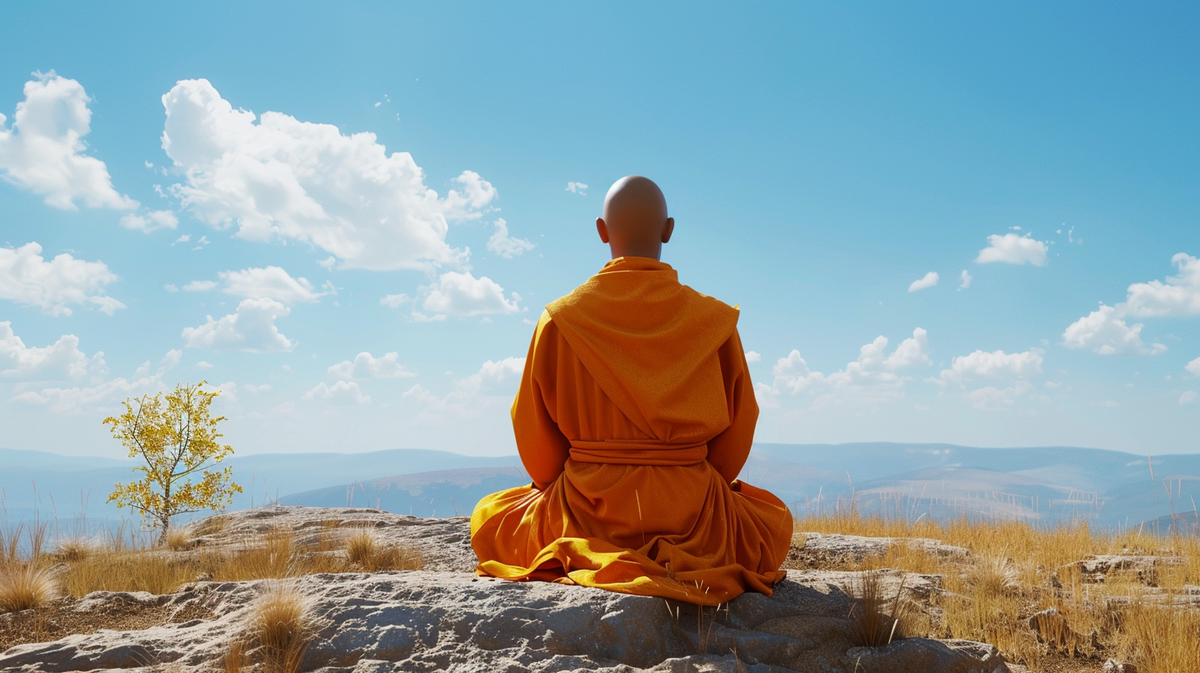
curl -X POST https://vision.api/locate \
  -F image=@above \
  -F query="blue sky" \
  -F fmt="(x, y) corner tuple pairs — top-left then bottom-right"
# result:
(0, 2), (1197, 458)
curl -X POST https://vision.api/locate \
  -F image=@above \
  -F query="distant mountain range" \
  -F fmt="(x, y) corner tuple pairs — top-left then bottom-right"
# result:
(2, 443), (1197, 535)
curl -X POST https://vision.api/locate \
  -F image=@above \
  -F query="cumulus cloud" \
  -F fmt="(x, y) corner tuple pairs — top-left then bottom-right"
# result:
(0, 322), (106, 381)
(0, 242), (124, 316)
(0, 72), (137, 211)
(160, 79), (496, 271)
(219, 266), (324, 303)
(302, 380), (370, 404)
(908, 271), (939, 292)
(932, 349), (1044, 384)
(929, 348), (1044, 410)
(975, 233), (1049, 266)
(486, 218), (536, 258)
(411, 271), (521, 320)
(119, 210), (178, 233)
(183, 280), (217, 292)
(566, 182), (588, 195)
(402, 356), (524, 410)
(181, 298), (296, 352)
(379, 293), (409, 309)
(12, 349), (180, 414)
(763, 328), (930, 406)
(1122, 253), (1200, 318)
(745, 350), (761, 363)
(1062, 254), (1200, 355)
(327, 351), (415, 380)
(959, 270), (972, 290)
(1181, 391), (1198, 406)
(1062, 304), (1167, 355)
(1187, 356), (1200, 376)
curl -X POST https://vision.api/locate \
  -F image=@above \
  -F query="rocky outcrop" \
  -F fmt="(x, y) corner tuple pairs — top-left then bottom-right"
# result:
(1, 507), (1008, 673)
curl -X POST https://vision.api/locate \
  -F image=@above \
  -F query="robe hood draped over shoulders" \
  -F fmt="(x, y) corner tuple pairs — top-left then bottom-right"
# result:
(544, 257), (739, 443)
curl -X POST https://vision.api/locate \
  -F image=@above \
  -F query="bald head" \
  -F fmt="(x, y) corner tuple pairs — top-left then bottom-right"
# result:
(596, 176), (674, 260)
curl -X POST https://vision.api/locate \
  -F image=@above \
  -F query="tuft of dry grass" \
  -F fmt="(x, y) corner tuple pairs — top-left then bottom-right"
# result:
(966, 553), (1020, 598)
(846, 569), (910, 647)
(209, 528), (296, 582)
(249, 584), (313, 673)
(223, 639), (252, 672)
(0, 523), (57, 613)
(165, 526), (193, 551)
(0, 563), (58, 613)
(342, 528), (422, 572)
(55, 537), (95, 563)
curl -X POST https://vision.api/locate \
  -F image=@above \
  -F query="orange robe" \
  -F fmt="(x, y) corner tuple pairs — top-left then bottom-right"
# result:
(470, 256), (792, 605)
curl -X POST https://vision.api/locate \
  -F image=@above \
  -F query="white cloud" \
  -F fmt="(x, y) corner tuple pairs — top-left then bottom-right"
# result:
(403, 356), (524, 410)
(328, 352), (415, 380)
(0, 322), (106, 381)
(1181, 391), (1198, 406)
(218, 266), (323, 303)
(181, 298), (296, 352)
(929, 348), (1045, 410)
(974, 233), (1049, 266)
(744, 350), (761, 363)
(0, 242), (124, 316)
(964, 381), (1036, 410)
(1062, 304), (1166, 355)
(160, 79), (496, 271)
(173, 234), (190, 246)
(12, 349), (180, 414)
(414, 271), (521, 320)
(195, 360), (213, 369)
(302, 380), (370, 404)
(764, 328), (930, 406)
(1187, 356), (1200, 376)
(486, 218), (536, 258)
(1122, 253), (1200, 318)
(566, 182), (588, 195)
(959, 270), (972, 290)
(119, 210), (179, 233)
(908, 271), (938, 292)
(183, 280), (218, 292)
(0, 72), (137, 211)
(379, 293), (410, 309)
(933, 348), (1044, 384)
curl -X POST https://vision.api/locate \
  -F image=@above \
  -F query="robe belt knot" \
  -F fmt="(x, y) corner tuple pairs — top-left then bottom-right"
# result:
(568, 439), (709, 466)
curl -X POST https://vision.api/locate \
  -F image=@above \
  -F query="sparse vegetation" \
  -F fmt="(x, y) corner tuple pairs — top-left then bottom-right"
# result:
(795, 511), (1200, 673)
(0, 523), (57, 613)
(251, 584), (314, 673)
(846, 569), (910, 647)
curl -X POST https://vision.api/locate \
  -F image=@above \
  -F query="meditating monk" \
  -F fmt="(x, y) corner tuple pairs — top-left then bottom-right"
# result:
(470, 176), (792, 605)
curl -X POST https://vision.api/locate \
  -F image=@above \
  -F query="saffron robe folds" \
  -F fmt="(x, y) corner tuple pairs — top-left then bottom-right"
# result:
(470, 257), (792, 605)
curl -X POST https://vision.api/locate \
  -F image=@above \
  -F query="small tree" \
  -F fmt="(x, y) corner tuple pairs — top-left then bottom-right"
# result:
(105, 381), (243, 543)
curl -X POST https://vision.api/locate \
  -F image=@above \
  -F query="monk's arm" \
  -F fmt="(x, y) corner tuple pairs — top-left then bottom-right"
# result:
(705, 327), (759, 483)
(512, 311), (572, 490)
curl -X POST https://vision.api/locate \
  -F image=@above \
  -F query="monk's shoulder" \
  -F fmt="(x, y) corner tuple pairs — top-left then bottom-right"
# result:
(677, 283), (740, 326)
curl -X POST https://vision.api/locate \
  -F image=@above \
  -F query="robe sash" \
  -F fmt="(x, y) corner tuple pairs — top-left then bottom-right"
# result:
(568, 439), (707, 466)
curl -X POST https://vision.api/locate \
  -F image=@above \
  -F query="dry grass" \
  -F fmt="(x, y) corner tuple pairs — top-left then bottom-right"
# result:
(0, 563), (58, 613)
(165, 526), (193, 551)
(54, 537), (95, 562)
(343, 528), (423, 572)
(846, 569), (910, 647)
(248, 584), (313, 673)
(795, 512), (1200, 672)
(0, 523), (57, 613)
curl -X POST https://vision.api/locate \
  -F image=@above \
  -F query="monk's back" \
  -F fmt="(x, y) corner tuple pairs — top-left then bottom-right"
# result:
(470, 177), (791, 605)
